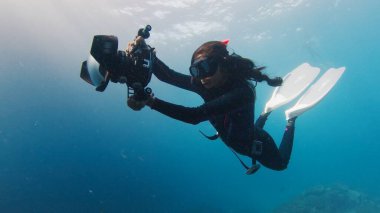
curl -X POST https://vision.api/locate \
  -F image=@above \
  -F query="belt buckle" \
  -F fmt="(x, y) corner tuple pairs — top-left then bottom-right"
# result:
(252, 140), (263, 156)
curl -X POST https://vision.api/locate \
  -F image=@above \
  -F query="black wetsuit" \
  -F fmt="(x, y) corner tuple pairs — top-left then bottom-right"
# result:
(150, 58), (295, 171)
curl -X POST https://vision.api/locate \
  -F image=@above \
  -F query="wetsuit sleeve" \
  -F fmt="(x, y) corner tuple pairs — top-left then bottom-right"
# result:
(153, 58), (198, 93)
(150, 86), (254, 125)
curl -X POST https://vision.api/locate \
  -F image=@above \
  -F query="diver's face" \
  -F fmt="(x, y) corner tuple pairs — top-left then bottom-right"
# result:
(200, 68), (227, 89)
(193, 54), (228, 89)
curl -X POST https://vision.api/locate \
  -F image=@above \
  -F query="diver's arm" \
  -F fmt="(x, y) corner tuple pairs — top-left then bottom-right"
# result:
(147, 86), (254, 124)
(127, 36), (197, 92)
(153, 58), (199, 93)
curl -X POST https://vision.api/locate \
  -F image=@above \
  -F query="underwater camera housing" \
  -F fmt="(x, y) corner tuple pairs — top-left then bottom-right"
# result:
(80, 25), (155, 100)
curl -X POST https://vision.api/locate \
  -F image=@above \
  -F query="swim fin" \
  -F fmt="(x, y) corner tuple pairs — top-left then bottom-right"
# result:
(264, 63), (320, 113)
(285, 67), (346, 120)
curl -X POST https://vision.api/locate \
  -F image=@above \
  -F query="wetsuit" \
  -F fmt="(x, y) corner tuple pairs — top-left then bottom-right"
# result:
(149, 58), (295, 171)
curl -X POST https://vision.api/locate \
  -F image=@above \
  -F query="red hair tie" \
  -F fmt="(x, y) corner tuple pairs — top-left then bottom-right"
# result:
(221, 39), (230, 46)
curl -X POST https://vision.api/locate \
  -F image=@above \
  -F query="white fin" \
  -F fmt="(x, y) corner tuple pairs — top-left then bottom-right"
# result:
(285, 67), (346, 120)
(264, 63), (320, 113)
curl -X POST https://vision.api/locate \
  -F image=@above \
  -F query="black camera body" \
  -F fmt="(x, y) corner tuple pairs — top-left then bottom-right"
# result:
(80, 25), (155, 100)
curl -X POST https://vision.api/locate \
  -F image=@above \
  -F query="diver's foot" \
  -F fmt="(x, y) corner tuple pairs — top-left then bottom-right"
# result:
(286, 116), (297, 127)
(261, 111), (271, 119)
(255, 112), (271, 129)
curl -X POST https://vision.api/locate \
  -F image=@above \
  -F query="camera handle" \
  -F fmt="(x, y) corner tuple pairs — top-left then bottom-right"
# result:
(129, 25), (151, 55)
(126, 25), (155, 100)
(128, 83), (152, 101)
(138, 25), (152, 39)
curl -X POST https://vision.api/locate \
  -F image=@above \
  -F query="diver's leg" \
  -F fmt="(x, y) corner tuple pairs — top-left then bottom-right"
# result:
(278, 117), (296, 166)
(253, 128), (285, 171)
(255, 112), (271, 129)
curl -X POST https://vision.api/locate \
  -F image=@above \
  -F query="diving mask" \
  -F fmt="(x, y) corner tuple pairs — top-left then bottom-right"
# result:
(189, 57), (220, 79)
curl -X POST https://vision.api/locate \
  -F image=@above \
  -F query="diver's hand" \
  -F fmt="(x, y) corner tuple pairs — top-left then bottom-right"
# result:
(127, 95), (146, 111)
(127, 94), (155, 111)
(126, 36), (146, 54)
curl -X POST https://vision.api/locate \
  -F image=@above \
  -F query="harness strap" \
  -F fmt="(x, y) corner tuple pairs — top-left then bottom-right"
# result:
(199, 130), (219, 140)
(228, 147), (250, 170)
(199, 114), (261, 174)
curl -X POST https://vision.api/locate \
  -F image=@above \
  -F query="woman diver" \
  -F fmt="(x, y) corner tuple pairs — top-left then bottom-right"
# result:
(127, 38), (296, 174)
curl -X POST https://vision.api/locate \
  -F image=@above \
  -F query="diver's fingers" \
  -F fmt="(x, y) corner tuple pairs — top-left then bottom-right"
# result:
(126, 36), (146, 53)
(127, 97), (138, 109)
(126, 41), (135, 53)
(134, 36), (145, 45)
(127, 96), (146, 111)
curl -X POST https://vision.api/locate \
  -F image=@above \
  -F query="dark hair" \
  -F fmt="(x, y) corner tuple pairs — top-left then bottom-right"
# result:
(191, 41), (282, 87)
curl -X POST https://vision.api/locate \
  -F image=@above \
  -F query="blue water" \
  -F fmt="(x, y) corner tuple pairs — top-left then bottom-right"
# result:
(1, 0), (380, 212)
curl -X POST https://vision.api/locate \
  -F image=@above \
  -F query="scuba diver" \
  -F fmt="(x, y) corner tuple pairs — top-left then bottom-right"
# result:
(79, 26), (344, 174)
(126, 37), (345, 175)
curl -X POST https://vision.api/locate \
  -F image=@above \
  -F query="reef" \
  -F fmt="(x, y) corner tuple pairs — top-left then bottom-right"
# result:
(274, 184), (380, 213)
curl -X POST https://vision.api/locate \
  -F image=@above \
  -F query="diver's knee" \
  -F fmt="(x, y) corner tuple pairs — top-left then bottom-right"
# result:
(273, 162), (288, 171)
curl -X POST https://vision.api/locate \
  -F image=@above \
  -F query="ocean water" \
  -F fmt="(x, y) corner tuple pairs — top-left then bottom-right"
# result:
(1, 0), (380, 212)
